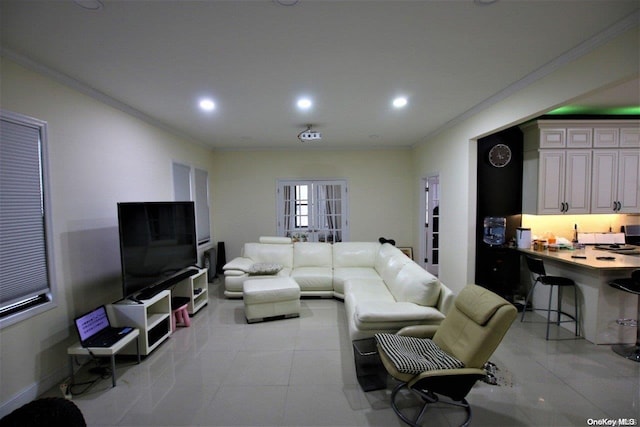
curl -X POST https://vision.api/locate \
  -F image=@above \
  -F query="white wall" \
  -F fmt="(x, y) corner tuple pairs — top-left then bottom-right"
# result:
(413, 27), (639, 294)
(211, 149), (414, 260)
(0, 59), (216, 415)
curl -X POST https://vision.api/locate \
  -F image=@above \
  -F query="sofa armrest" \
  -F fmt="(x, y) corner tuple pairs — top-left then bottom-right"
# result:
(223, 257), (254, 273)
(356, 301), (445, 323)
(436, 284), (455, 315)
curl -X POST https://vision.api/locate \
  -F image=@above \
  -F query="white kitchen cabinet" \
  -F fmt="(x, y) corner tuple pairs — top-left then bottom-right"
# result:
(620, 127), (640, 148)
(592, 149), (640, 213)
(522, 119), (639, 215)
(536, 150), (591, 214)
(594, 128), (619, 148)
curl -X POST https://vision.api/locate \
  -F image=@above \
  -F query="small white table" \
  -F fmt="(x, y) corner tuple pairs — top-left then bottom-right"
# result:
(67, 328), (140, 387)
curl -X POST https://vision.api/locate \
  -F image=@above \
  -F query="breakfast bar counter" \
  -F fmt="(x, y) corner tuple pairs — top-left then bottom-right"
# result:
(518, 247), (640, 344)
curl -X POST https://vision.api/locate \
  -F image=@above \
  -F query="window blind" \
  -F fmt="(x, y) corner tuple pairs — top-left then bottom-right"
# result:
(172, 162), (191, 201)
(0, 117), (50, 308)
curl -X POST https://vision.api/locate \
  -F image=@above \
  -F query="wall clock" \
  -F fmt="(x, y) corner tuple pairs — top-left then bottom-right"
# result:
(488, 143), (512, 168)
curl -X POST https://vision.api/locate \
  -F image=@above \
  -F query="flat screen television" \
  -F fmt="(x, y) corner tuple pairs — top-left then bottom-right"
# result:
(117, 201), (198, 300)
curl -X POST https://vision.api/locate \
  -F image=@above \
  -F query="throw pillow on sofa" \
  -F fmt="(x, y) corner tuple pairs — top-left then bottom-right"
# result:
(247, 263), (283, 276)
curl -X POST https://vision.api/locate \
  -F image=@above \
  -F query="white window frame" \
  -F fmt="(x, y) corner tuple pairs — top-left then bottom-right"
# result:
(276, 179), (349, 242)
(0, 110), (57, 329)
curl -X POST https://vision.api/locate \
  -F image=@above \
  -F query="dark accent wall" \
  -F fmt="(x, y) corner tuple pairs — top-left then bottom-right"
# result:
(475, 126), (523, 300)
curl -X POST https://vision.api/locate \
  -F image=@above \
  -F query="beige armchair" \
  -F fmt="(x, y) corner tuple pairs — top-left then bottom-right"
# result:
(375, 284), (517, 427)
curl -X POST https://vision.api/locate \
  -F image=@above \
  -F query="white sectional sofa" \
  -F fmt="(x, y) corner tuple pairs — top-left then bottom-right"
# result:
(223, 237), (454, 340)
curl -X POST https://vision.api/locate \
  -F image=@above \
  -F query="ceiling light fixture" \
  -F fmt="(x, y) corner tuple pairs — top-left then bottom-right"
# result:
(298, 125), (322, 142)
(198, 98), (216, 112)
(392, 96), (408, 108)
(274, 0), (300, 6)
(297, 97), (313, 110)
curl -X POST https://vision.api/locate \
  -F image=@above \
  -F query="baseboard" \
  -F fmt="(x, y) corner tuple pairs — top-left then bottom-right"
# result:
(0, 366), (68, 418)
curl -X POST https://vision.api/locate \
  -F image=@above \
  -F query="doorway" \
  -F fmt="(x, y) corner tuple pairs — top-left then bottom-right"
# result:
(420, 175), (439, 276)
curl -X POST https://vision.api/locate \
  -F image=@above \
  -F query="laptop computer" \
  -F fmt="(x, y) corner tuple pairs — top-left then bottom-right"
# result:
(74, 305), (133, 348)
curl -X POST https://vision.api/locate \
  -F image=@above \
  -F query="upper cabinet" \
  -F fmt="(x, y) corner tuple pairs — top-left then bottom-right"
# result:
(592, 149), (640, 213)
(522, 120), (640, 215)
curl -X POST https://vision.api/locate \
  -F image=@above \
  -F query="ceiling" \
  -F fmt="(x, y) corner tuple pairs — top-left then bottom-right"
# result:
(1, 0), (638, 150)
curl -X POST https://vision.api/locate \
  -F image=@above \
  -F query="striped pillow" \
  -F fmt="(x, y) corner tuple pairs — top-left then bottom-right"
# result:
(375, 333), (464, 375)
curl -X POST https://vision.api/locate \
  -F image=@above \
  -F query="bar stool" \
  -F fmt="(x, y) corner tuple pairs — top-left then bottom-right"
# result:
(521, 256), (579, 340)
(608, 270), (640, 362)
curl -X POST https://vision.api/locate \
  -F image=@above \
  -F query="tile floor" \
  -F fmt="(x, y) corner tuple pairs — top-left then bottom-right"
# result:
(45, 281), (639, 426)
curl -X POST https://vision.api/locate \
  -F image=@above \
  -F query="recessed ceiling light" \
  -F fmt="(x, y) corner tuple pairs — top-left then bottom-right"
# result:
(73, 0), (103, 10)
(392, 97), (408, 109)
(199, 98), (216, 112)
(297, 97), (313, 110)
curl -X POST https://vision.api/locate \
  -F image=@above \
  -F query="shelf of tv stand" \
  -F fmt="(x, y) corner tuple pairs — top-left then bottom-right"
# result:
(107, 290), (171, 356)
(171, 268), (208, 315)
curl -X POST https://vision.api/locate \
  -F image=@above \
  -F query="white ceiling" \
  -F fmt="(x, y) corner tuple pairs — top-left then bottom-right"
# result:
(1, 0), (638, 150)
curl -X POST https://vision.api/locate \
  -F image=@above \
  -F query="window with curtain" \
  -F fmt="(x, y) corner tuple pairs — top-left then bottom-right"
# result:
(277, 180), (348, 242)
(0, 110), (57, 328)
(172, 162), (211, 245)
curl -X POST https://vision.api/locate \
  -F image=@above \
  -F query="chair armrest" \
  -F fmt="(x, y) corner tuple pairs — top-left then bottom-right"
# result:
(409, 367), (487, 386)
(396, 325), (439, 339)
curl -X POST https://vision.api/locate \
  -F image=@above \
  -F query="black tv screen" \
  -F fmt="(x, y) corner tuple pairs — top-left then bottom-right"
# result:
(117, 202), (197, 299)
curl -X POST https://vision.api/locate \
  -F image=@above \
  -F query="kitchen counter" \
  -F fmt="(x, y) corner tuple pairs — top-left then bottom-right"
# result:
(518, 246), (639, 345)
(519, 246), (640, 270)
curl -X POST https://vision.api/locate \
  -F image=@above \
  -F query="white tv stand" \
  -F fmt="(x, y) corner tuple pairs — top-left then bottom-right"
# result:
(108, 290), (171, 356)
(172, 268), (208, 315)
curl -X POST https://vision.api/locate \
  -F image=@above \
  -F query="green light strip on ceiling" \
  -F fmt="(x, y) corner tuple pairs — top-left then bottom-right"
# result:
(548, 105), (640, 115)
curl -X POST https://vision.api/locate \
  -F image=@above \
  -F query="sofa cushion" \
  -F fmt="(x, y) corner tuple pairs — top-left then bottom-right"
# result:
(333, 267), (380, 296)
(243, 242), (293, 268)
(394, 263), (441, 307)
(355, 301), (446, 324)
(381, 254), (412, 299)
(333, 242), (380, 268)
(344, 279), (395, 303)
(374, 243), (404, 275)
(293, 242), (332, 268)
(291, 267), (333, 291)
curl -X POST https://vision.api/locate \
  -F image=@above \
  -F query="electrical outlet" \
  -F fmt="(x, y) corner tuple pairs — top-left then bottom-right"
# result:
(60, 378), (72, 400)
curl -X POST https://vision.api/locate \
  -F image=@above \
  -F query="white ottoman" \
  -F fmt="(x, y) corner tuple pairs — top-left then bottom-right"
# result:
(243, 277), (301, 323)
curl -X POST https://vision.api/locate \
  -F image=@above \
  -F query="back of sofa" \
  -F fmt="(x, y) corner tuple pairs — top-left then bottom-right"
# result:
(333, 242), (381, 268)
(243, 242), (293, 268)
(293, 242), (333, 268)
(383, 258), (442, 307)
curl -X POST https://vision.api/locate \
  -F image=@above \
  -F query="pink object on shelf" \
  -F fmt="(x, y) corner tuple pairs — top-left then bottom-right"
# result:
(171, 304), (191, 332)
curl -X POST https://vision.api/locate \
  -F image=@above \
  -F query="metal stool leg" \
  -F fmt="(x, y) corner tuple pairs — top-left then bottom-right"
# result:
(612, 297), (640, 362)
(521, 279), (538, 322)
(573, 285), (579, 336)
(546, 284), (554, 340)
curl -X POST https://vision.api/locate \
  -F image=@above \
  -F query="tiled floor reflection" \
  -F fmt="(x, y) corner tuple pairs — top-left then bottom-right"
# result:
(43, 281), (639, 426)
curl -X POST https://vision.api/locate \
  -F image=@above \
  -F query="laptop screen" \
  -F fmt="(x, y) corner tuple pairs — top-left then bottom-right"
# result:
(75, 306), (110, 343)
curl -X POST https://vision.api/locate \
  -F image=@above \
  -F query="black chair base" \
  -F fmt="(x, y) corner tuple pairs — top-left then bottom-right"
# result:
(612, 344), (640, 363)
(390, 382), (472, 427)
